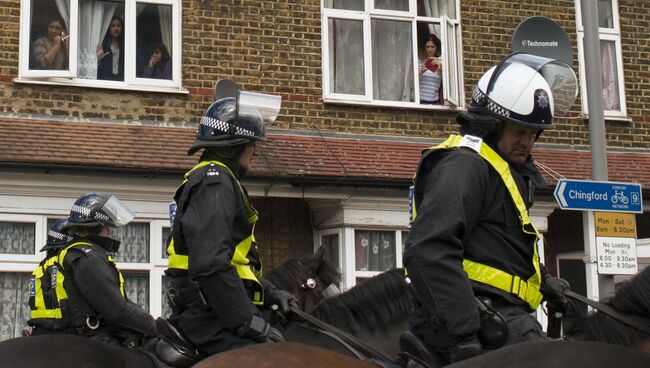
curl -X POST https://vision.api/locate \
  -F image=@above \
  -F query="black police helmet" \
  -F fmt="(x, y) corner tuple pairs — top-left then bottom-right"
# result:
(187, 97), (265, 155)
(40, 219), (73, 251)
(63, 193), (134, 229)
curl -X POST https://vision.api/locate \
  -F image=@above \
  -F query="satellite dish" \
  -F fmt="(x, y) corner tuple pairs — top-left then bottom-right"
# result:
(512, 16), (573, 65)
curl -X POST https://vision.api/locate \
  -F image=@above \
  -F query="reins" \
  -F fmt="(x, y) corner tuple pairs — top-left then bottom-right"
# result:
(288, 304), (394, 364)
(564, 290), (650, 335)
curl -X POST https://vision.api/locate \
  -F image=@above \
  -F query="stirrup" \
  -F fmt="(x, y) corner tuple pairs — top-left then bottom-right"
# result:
(153, 319), (204, 368)
(398, 331), (445, 368)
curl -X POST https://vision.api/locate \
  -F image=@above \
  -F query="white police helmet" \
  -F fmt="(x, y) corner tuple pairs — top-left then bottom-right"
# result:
(469, 53), (578, 130)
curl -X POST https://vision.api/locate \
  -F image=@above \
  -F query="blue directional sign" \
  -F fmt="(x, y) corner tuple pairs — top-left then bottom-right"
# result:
(554, 179), (643, 213)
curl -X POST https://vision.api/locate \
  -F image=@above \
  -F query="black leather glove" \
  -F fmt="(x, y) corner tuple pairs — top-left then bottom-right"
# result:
(449, 333), (483, 363)
(266, 289), (298, 314)
(543, 275), (571, 313)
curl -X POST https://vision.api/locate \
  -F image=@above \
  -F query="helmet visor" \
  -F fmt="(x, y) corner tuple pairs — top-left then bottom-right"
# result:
(502, 53), (578, 117)
(100, 196), (135, 227)
(238, 91), (282, 126)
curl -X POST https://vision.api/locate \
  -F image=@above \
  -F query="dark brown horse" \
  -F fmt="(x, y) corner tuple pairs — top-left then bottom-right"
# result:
(195, 266), (650, 368)
(0, 248), (342, 368)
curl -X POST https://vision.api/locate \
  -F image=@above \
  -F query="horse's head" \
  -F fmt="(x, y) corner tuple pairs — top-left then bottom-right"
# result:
(263, 246), (342, 313)
(566, 267), (650, 352)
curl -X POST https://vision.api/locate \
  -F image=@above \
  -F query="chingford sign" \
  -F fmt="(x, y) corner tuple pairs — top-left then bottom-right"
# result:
(554, 179), (643, 213)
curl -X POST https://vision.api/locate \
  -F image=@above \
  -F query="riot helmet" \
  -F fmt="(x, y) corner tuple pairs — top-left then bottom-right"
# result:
(40, 219), (73, 251)
(468, 52), (578, 130)
(188, 79), (282, 155)
(63, 193), (134, 229)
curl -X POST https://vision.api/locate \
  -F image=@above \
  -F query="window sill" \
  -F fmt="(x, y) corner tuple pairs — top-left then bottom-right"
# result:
(322, 97), (464, 112)
(14, 77), (190, 95)
(581, 114), (632, 123)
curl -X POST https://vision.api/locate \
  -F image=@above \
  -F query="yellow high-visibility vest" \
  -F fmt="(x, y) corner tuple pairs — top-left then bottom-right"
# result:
(167, 160), (264, 305)
(412, 134), (543, 309)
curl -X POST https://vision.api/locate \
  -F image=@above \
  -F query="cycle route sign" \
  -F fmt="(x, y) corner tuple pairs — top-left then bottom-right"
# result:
(554, 179), (643, 213)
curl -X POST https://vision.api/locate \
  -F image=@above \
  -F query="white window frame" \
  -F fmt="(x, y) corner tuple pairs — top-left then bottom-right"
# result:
(0, 214), (46, 263)
(575, 0), (627, 119)
(318, 227), (405, 290)
(321, 0), (464, 110)
(17, 0), (185, 94)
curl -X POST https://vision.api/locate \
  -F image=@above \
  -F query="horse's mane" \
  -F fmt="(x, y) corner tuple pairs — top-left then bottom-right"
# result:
(263, 252), (342, 292)
(313, 268), (410, 334)
(568, 266), (650, 348)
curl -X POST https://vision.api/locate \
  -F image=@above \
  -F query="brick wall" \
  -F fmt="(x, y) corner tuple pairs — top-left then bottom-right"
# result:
(0, 0), (649, 148)
(252, 197), (314, 270)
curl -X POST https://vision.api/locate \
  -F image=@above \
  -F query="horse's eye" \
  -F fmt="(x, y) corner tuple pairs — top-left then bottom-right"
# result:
(302, 278), (316, 289)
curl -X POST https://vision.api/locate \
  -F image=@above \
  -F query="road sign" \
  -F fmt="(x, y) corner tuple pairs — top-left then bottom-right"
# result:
(554, 179), (643, 213)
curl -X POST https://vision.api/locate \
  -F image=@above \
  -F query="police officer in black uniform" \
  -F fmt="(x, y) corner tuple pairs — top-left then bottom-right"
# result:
(165, 80), (295, 357)
(404, 53), (576, 364)
(28, 193), (160, 346)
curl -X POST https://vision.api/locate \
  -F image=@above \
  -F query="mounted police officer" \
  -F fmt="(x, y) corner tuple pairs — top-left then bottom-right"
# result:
(163, 80), (295, 359)
(28, 193), (160, 347)
(404, 53), (576, 364)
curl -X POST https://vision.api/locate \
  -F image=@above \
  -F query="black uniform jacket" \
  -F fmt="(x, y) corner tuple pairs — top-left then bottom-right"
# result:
(403, 147), (543, 337)
(168, 163), (261, 330)
(63, 241), (155, 336)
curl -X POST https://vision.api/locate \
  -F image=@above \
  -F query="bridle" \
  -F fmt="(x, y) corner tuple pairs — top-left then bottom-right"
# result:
(564, 290), (650, 336)
(299, 277), (341, 300)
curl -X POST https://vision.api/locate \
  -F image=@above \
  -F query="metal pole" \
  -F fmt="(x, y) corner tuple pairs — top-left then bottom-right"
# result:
(580, 0), (615, 299)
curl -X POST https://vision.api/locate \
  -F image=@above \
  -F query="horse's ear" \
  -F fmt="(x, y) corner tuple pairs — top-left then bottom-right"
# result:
(301, 246), (325, 271)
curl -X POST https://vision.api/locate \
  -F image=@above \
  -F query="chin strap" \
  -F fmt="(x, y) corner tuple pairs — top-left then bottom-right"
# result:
(564, 290), (650, 335)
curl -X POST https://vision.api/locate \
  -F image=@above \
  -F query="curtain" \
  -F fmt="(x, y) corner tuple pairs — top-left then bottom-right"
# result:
(324, 0), (363, 11)
(355, 231), (396, 272)
(371, 19), (413, 101)
(0, 272), (32, 340)
(54, 0), (70, 30)
(600, 40), (620, 111)
(112, 222), (150, 263)
(161, 276), (172, 318)
(420, 0), (456, 18)
(123, 273), (149, 311)
(331, 19), (364, 95)
(0, 222), (34, 255)
(158, 5), (173, 56)
(78, 0), (117, 79)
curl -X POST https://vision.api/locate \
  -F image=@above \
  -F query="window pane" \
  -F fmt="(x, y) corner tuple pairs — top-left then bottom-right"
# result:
(162, 227), (171, 259)
(161, 275), (172, 318)
(375, 0), (409, 12)
(321, 234), (339, 267)
(28, 0), (70, 71)
(328, 19), (364, 95)
(123, 272), (149, 312)
(112, 222), (150, 263)
(371, 19), (413, 101)
(137, 3), (173, 80)
(598, 0), (614, 29)
(0, 222), (35, 255)
(417, 0), (457, 19)
(78, 0), (125, 81)
(355, 230), (396, 271)
(600, 40), (620, 111)
(0, 272), (32, 340)
(324, 0), (364, 11)
(417, 23), (443, 104)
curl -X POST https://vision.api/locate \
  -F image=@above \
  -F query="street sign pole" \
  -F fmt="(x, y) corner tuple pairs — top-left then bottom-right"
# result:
(581, 0), (613, 300)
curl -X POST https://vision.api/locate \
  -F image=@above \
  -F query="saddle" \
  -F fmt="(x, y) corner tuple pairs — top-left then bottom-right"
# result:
(152, 318), (204, 368)
(398, 331), (445, 368)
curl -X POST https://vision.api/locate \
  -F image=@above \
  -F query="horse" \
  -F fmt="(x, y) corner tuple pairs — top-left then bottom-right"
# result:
(0, 247), (342, 368)
(196, 266), (650, 368)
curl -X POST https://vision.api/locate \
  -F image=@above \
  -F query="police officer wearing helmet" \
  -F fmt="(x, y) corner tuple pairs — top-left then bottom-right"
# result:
(28, 193), (161, 346)
(403, 53), (576, 363)
(164, 80), (295, 358)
